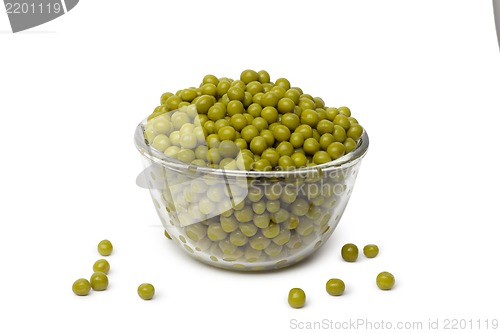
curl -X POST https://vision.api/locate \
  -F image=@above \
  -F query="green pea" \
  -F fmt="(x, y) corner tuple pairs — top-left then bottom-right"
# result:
(273, 228), (291, 245)
(300, 109), (319, 127)
(291, 152), (308, 168)
(240, 69), (259, 84)
(257, 70), (271, 83)
(97, 240), (113, 256)
(227, 86), (245, 102)
(138, 283), (155, 300)
(246, 81), (263, 95)
(334, 114), (351, 130)
(295, 124), (313, 139)
(376, 272), (395, 290)
(266, 200), (281, 213)
(326, 278), (345, 296)
(260, 129), (275, 147)
(250, 136), (268, 155)
(254, 212), (271, 228)
(160, 92), (174, 105)
(303, 138), (320, 155)
(261, 92), (279, 108)
(220, 215), (238, 233)
(298, 98), (315, 111)
(273, 125), (291, 142)
(261, 148), (280, 167)
(90, 272), (109, 291)
(288, 288), (306, 308)
(341, 243), (358, 262)
(229, 230), (249, 246)
(72, 278), (91, 296)
(252, 92), (264, 104)
(226, 100), (244, 116)
(249, 234), (271, 250)
(195, 95), (215, 114)
(164, 230), (172, 240)
(247, 103), (262, 118)
(363, 244), (379, 258)
(207, 224), (227, 241)
(327, 142), (346, 160)
(240, 223), (258, 237)
(261, 106), (279, 124)
(234, 206), (254, 222)
(252, 117), (269, 131)
(313, 151), (332, 164)
(289, 132), (305, 149)
(93, 259), (110, 274)
(203, 74), (219, 85)
(347, 124), (363, 141)
(344, 138), (357, 153)
(338, 106), (351, 117)
(316, 119), (335, 135)
(217, 80), (231, 96)
(254, 159), (272, 171)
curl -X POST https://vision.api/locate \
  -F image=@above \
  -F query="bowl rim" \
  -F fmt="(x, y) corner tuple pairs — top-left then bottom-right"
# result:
(134, 117), (369, 177)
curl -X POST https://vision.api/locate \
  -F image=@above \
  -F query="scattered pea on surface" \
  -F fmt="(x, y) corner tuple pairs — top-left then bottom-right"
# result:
(325, 278), (345, 296)
(363, 244), (379, 258)
(90, 272), (109, 291)
(97, 239), (113, 256)
(341, 243), (359, 262)
(288, 288), (306, 308)
(376, 271), (395, 290)
(138, 283), (155, 300)
(72, 278), (91, 296)
(93, 259), (110, 274)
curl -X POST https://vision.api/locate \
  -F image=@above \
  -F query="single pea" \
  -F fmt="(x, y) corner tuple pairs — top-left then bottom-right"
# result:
(325, 278), (345, 296)
(138, 283), (155, 300)
(230, 114), (248, 131)
(226, 100), (245, 116)
(271, 86), (286, 99)
(376, 272), (395, 290)
(301, 109), (320, 127)
(240, 69), (259, 84)
(295, 124), (313, 139)
(289, 132), (305, 148)
(97, 240), (113, 256)
(93, 259), (110, 274)
(344, 138), (357, 153)
(257, 70), (271, 83)
(218, 140), (239, 158)
(250, 136), (268, 155)
(277, 97), (295, 114)
(177, 149), (196, 163)
(246, 81), (263, 95)
(195, 95), (215, 114)
(252, 92), (264, 104)
(313, 151), (332, 165)
(363, 244), (379, 258)
(303, 138), (320, 155)
(90, 272), (109, 291)
(241, 125), (260, 143)
(298, 98), (315, 111)
(275, 77), (291, 90)
(260, 129), (275, 147)
(72, 278), (91, 296)
(313, 96), (325, 108)
(316, 119), (335, 135)
(261, 148), (280, 167)
(247, 103), (263, 118)
(166, 95), (182, 111)
(288, 288), (306, 308)
(333, 125), (347, 143)
(216, 80), (231, 96)
(261, 92), (279, 108)
(341, 243), (358, 262)
(327, 142), (346, 160)
(338, 106), (351, 117)
(276, 141), (294, 156)
(218, 126), (236, 141)
(273, 124), (291, 142)
(261, 106), (279, 124)
(347, 124), (363, 141)
(180, 88), (197, 102)
(291, 152), (308, 168)
(227, 86), (245, 102)
(252, 117), (269, 131)
(253, 159), (272, 171)
(281, 113), (300, 131)
(319, 133), (335, 150)
(334, 114), (351, 130)
(203, 74), (219, 85)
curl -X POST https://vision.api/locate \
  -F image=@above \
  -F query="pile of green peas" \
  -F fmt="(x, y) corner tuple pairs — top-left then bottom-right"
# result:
(142, 70), (365, 270)
(144, 69), (363, 172)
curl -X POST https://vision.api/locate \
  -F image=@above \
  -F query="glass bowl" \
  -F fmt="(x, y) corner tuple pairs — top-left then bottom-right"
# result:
(134, 114), (368, 271)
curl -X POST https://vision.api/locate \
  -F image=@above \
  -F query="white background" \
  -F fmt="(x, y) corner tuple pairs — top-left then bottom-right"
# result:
(1, 1), (500, 332)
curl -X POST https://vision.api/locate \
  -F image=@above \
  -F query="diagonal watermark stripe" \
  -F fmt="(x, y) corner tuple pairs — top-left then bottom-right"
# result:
(4, 0), (79, 33)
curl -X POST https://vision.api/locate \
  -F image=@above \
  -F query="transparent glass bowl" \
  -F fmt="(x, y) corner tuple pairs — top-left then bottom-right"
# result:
(134, 117), (368, 271)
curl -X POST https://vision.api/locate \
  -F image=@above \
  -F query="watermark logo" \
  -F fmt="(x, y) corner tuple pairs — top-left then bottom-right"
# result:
(3, 0), (78, 33)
